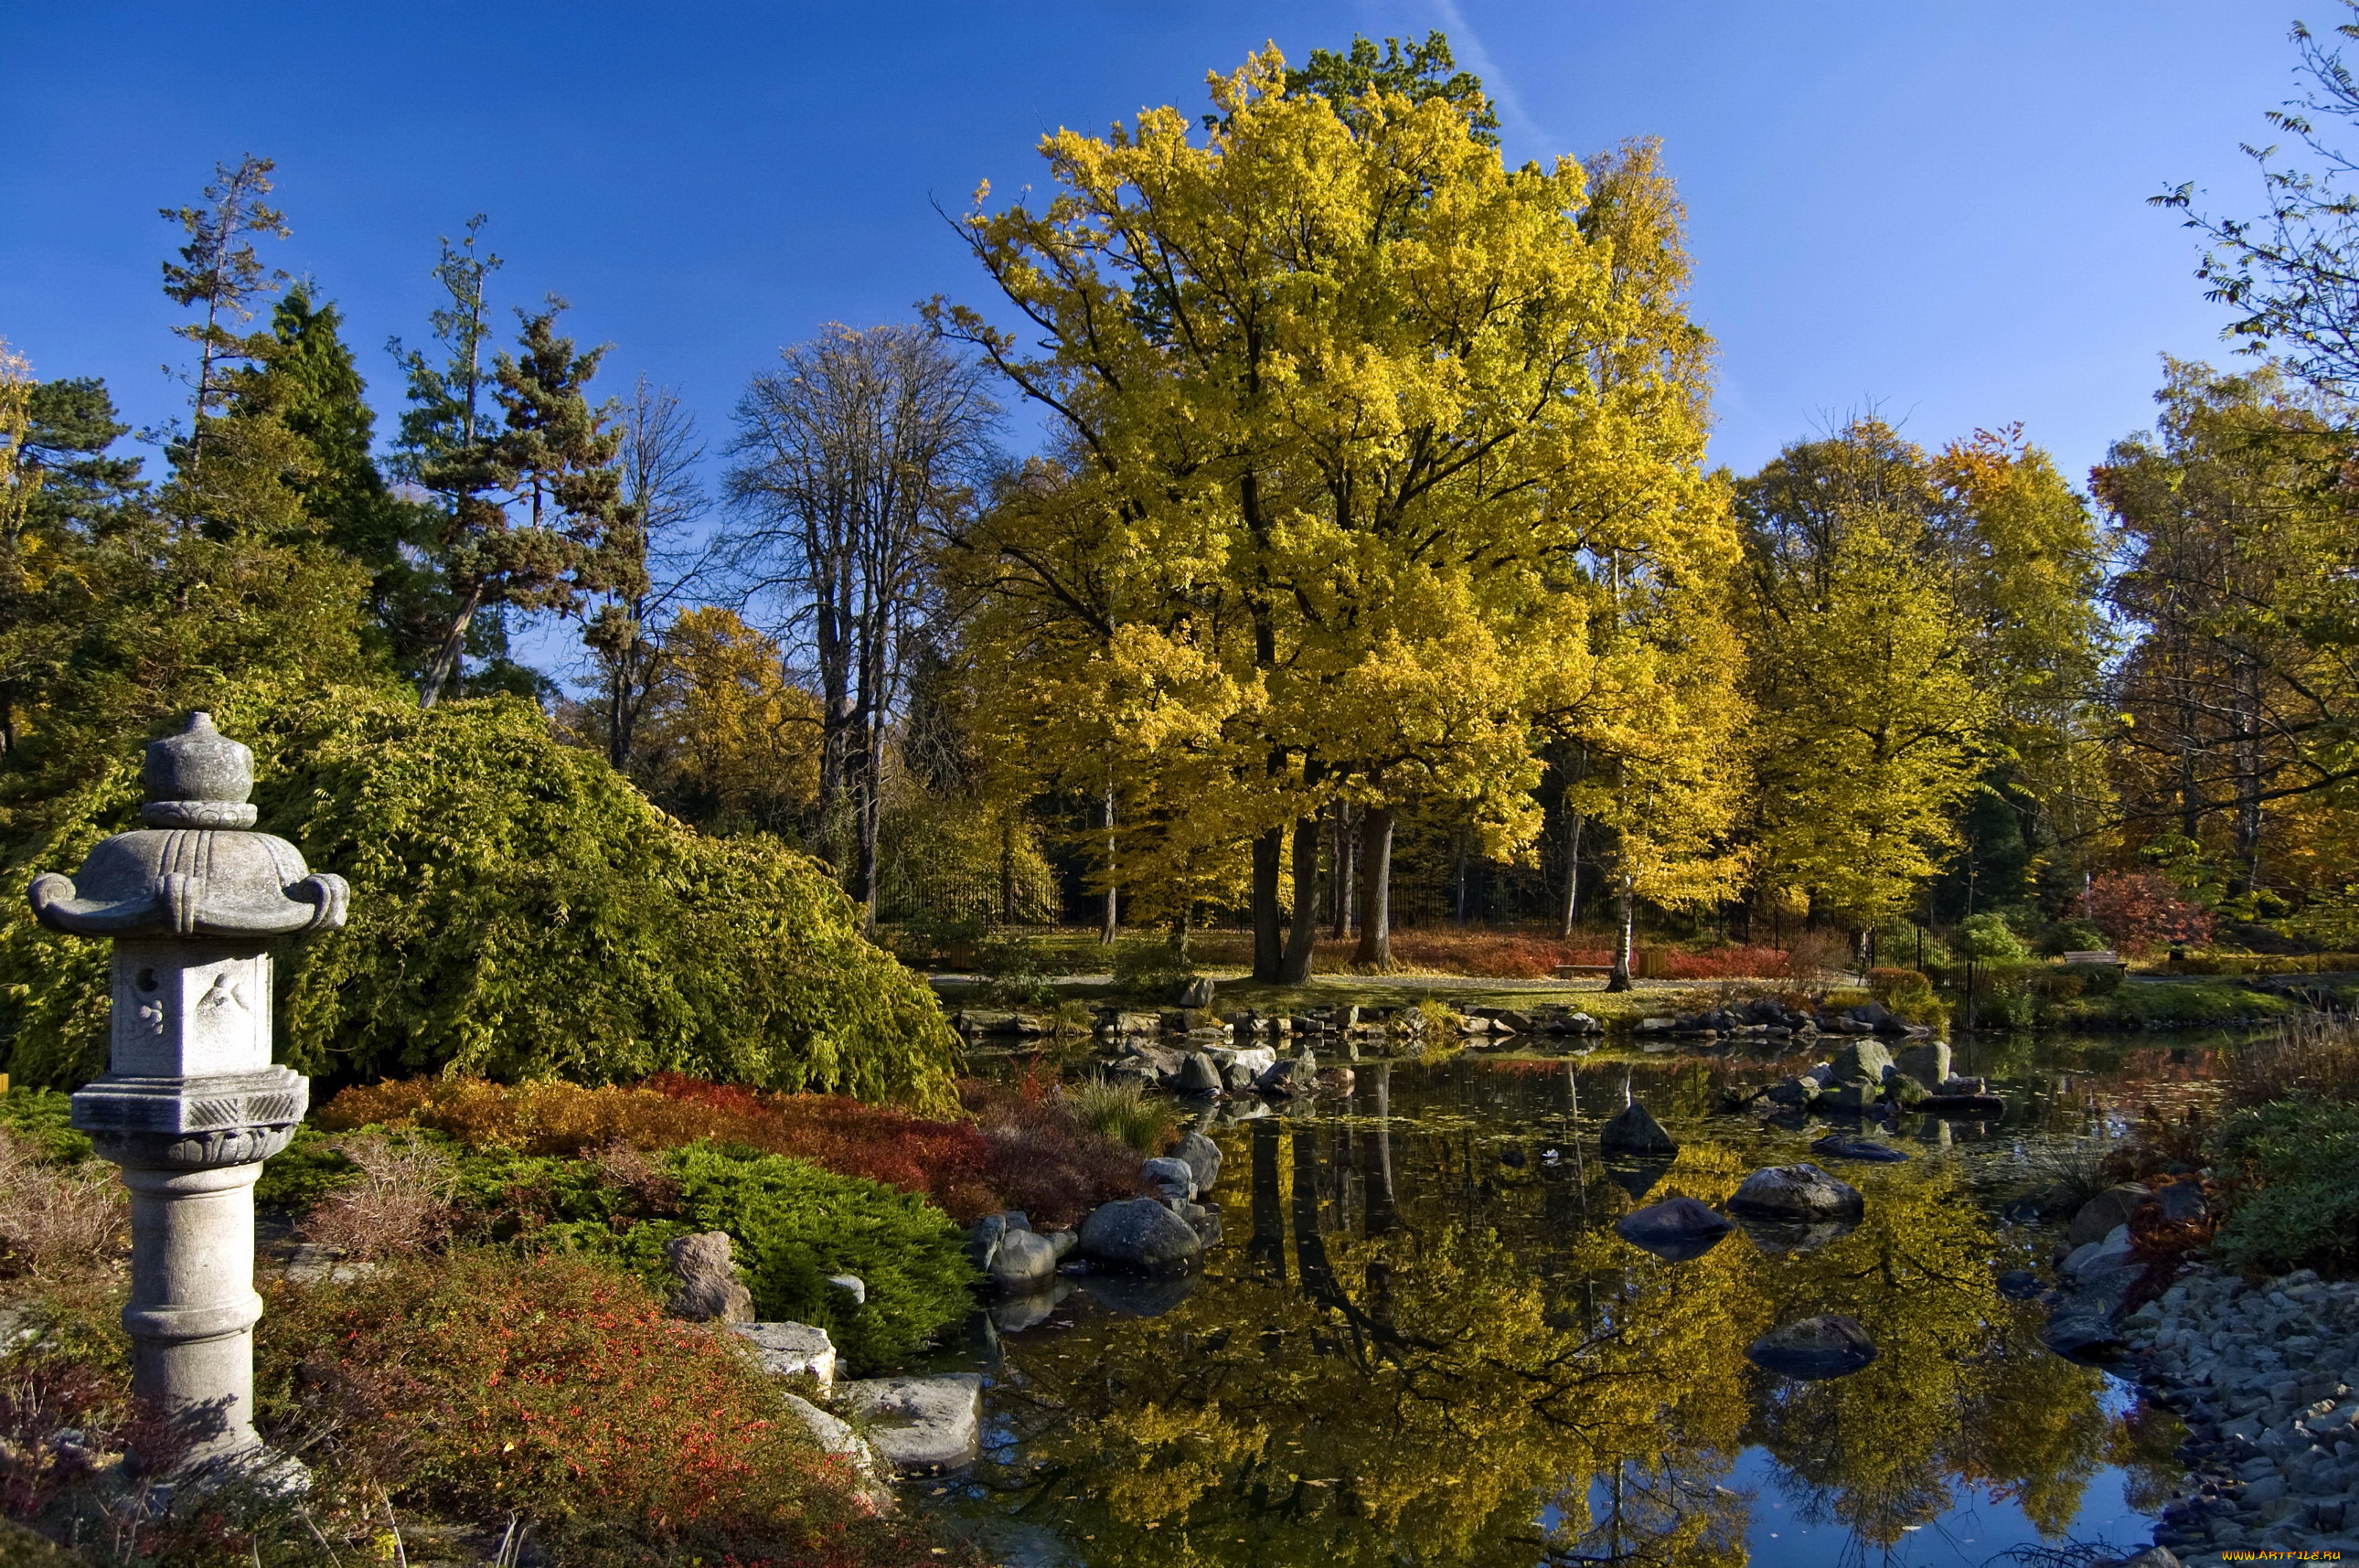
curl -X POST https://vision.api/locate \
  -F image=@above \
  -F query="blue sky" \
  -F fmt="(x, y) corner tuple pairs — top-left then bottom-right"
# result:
(0, 1), (2311, 502)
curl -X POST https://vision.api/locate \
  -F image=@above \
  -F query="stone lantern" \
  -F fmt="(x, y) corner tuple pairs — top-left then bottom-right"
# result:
(28, 712), (348, 1476)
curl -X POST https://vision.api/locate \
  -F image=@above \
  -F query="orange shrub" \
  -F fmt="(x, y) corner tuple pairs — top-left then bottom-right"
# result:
(258, 1251), (932, 1564)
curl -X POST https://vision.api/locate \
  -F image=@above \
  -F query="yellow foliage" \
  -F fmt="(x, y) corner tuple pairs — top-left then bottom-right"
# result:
(933, 56), (1740, 933)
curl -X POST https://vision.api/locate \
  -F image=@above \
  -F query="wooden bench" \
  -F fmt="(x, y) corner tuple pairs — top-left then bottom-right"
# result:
(2059, 950), (2121, 966)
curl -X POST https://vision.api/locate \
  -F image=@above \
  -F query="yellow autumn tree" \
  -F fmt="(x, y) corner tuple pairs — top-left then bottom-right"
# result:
(933, 51), (1734, 979)
(636, 605), (822, 836)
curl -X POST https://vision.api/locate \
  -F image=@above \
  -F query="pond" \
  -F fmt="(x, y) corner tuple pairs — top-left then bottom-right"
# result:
(930, 1031), (2259, 1567)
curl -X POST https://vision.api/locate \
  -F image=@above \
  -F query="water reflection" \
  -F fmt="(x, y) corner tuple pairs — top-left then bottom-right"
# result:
(949, 1051), (2200, 1566)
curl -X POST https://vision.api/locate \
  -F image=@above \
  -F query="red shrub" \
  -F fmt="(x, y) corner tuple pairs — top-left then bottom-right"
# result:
(1663, 945), (1792, 979)
(2080, 870), (2215, 953)
(258, 1251), (932, 1564)
(317, 1072), (1145, 1227)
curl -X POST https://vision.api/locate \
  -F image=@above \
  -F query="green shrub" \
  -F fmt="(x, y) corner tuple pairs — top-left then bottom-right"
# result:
(2211, 1097), (2359, 1275)
(1956, 912), (2031, 964)
(661, 1144), (976, 1373)
(0, 1088), (89, 1164)
(1111, 939), (1197, 1000)
(2059, 961), (2127, 996)
(0, 689), (961, 1111)
(250, 1125), (359, 1211)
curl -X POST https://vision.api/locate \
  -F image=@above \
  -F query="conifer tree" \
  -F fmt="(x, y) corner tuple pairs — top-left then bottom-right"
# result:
(158, 155), (290, 495)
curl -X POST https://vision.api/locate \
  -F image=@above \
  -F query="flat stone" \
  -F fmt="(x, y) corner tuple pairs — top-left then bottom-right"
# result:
(1809, 1134), (1910, 1164)
(2044, 1314), (2124, 1360)
(1747, 1315), (1876, 1380)
(1729, 1163), (1864, 1223)
(1614, 1197), (1735, 1263)
(731, 1321), (837, 1392)
(835, 1373), (983, 1475)
(780, 1390), (888, 1506)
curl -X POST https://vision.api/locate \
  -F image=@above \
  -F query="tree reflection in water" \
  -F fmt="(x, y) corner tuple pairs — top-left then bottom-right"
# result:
(962, 1058), (2166, 1567)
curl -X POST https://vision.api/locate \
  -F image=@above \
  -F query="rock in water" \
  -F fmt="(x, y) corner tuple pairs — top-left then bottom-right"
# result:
(2067, 1184), (2151, 1248)
(780, 1392), (891, 1509)
(1614, 1197), (1735, 1263)
(834, 1373), (984, 1475)
(1141, 1157), (1198, 1201)
(1809, 1134), (1911, 1164)
(665, 1232), (753, 1323)
(1746, 1315), (1877, 1380)
(986, 1228), (1060, 1291)
(730, 1321), (838, 1392)
(1177, 1130), (1222, 1192)
(1077, 1197), (1205, 1274)
(1728, 1163), (1865, 1222)
(1175, 1052), (1225, 1094)
(2042, 1313), (2123, 1360)
(1830, 1040), (1895, 1084)
(1600, 1101), (1678, 1158)
(1894, 1040), (1951, 1090)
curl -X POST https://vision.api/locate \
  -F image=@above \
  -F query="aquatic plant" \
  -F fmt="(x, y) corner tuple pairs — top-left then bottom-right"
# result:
(1066, 1077), (1177, 1154)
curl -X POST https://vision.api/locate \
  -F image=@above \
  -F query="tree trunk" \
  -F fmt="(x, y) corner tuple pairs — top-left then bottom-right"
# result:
(1560, 812), (1585, 938)
(1452, 827), (1470, 924)
(1251, 826), (1286, 983)
(998, 816), (1017, 926)
(420, 581), (486, 709)
(1099, 785), (1118, 945)
(1330, 802), (1354, 939)
(1606, 878), (1635, 992)
(1352, 805), (1396, 969)
(1280, 810), (1323, 983)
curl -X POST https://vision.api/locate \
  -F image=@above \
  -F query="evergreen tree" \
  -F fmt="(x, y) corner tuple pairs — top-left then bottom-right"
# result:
(158, 155), (290, 498)
(271, 284), (436, 657)
(20, 379), (146, 535)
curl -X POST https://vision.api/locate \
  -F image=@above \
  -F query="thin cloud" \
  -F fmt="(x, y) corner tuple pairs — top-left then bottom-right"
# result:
(1424, 0), (1553, 151)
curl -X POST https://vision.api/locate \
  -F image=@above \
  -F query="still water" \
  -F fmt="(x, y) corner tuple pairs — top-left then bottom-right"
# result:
(934, 1035), (2246, 1567)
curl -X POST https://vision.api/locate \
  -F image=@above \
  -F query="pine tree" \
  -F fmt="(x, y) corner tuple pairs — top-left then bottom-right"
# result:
(158, 155), (290, 498)
(269, 284), (439, 662)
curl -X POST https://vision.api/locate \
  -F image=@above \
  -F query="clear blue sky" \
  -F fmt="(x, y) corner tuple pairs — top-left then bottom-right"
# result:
(0, 1), (2310, 499)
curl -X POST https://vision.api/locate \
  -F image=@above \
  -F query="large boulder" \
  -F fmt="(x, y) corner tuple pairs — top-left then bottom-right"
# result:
(1256, 1055), (1315, 1096)
(1178, 976), (1216, 1008)
(1830, 1040), (1895, 1084)
(1728, 1163), (1864, 1223)
(1894, 1040), (1951, 1091)
(1141, 1157), (1198, 1202)
(731, 1320), (838, 1392)
(1599, 1101), (1678, 1158)
(1077, 1197), (1204, 1274)
(1746, 1315), (1876, 1380)
(986, 1227), (1060, 1292)
(665, 1232), (753, 1323)
(1177, 1130), (1222, 1193)
(834, 1373), (983, 1475)
(2067, 1184), (2152, 1248)
(1174, 1052), (1225, 1094)
(1613, 1197), (1735, 1263)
